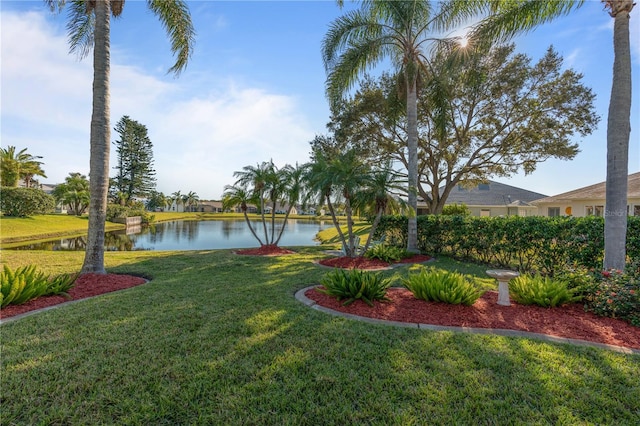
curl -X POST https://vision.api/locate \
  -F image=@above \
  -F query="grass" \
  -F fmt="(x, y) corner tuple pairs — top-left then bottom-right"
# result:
(0, 214), (124, 245)
(1, 247), (639, 424)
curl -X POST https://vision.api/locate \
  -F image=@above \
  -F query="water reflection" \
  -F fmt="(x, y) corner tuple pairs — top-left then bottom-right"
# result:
(7, 219), (329, 251)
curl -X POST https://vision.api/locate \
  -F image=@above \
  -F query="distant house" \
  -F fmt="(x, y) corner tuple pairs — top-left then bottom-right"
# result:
(532, 172), (640, 217)
(418, 181), (547, 217)
(196, 200), (224, 213)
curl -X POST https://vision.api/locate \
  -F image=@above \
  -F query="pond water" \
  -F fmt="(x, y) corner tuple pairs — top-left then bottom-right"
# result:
(7, 219), (332, 251)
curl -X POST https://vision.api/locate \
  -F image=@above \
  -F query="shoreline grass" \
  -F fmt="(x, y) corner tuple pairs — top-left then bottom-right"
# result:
(1, 248), (639, 424)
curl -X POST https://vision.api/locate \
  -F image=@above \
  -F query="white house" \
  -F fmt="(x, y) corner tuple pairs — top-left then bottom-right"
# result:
(532, 172), (640, 217)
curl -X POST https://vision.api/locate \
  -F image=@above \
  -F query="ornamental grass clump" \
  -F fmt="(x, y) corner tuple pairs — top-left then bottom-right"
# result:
(508, 274), (580, 308)
(318, 269), (392, 306)
(0, 265), (77, 308)
(402, 267), (483, 306)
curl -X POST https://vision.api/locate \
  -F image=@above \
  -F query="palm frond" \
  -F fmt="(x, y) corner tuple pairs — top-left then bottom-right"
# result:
(469, 0), (585, 46)
(66, 0), (94, 59)
(147, 0), (195, 76)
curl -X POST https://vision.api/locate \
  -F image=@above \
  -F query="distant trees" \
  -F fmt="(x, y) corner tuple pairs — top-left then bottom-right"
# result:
(52, 173), (91, 216)
(145, 190), (168, 212)
(111, 116), (156, 205)
(0, 146), (47, 188)
(326, 43), (599, 214)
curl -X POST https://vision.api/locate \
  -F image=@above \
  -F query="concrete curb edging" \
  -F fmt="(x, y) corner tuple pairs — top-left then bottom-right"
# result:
(295, 285), (640, 356)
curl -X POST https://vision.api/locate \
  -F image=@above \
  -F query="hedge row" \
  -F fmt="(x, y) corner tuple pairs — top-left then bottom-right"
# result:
(375, 215), (640, 275)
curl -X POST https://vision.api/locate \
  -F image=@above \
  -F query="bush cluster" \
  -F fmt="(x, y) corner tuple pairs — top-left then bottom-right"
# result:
(402, 267), (483, 306)
(364, 244), (410, 263)
(581, 264), (640, 326)
(0, 187), (55, 217)
(1, 265), (77, 308)
(106, 203), (155, 224)
(374, 215), (640, 275)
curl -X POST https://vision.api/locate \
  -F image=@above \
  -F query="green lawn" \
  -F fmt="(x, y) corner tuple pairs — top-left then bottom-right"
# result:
(1, 247), (639, 424)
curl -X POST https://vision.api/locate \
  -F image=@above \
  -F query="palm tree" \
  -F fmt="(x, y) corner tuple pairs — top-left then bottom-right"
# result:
(308, 149), (371, 257)
(353, 163), (405, 253)
(222, 184), (265, 246)
(171, 190), (183, 212)
(0, 146), (47, 187)
(183, 191), (199, 212)
(273, 162), (310, 246)
(602, 0), (634, 270)
(46, 0), (195, 274)
(323, 0), (468, 253)
(52, 173), (91, 215)
(233, 161), (276, 244)
(468, 0), (634, 269)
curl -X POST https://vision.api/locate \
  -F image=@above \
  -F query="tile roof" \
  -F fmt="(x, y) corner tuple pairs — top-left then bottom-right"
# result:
(438, 181), (547, 206)
(532, 172), (640, 204)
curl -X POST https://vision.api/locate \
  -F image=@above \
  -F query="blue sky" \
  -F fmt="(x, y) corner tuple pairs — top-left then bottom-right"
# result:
(1, 1), (639, 200)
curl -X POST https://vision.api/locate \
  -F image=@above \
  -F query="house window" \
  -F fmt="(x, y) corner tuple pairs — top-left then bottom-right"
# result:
(480, 209), (491, 217)
(548, 207), (560, 217)
(586, 205), (604, 217)
(634, 205), (640, 217)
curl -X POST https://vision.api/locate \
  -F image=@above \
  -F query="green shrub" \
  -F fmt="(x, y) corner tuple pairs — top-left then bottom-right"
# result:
(106, 203), (155, 224)
(0, 265), (77, 308)
(508, 274), (580, 308)
(402, 267), (483, 306)
(318, 269), (392, 306)
(0, 187), (55, 217)
(441, 204), (470, 216)
(364, 244), (410, 263)
(582, 266), (640, 326)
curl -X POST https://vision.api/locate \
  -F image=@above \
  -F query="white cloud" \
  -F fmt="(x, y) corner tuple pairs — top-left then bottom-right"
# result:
(1, 10), (315, 200)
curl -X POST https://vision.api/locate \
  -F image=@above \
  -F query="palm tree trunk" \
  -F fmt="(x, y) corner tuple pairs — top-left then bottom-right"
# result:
(604, 7), (632, 270)
(406, 78), (419, 253)
(362, 209), (384, 253)
(274, 206), (293, 246)
(81, 0), (111, 274)
(243, 210), (265, 246)
(326, 195), (351, 256)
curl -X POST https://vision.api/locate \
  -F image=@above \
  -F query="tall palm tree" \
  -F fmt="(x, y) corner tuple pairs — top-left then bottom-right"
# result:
(0, 146), (47, 187)
(323, 0), (467, 253)
(468, 0), (634, 269)
(603, 0), (634, 270)
(46, 0), (195, 274)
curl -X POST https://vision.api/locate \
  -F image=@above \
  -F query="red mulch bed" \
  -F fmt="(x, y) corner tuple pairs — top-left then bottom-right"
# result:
(306, 287), (640, 350)
(318, 254), (432, 270)
(0, 273), (147, 320)
(235, 245), (295, 256)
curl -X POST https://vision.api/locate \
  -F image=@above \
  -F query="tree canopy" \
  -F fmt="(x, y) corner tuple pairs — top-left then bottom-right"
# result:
(111, 116), (157, 205)
(325, 43), (599, 214)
